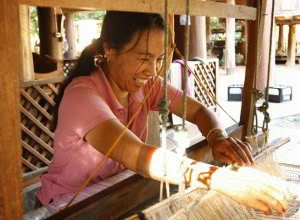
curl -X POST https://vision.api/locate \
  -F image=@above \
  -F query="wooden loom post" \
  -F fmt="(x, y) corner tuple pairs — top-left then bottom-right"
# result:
(240, 0), (258, 137)
(0, 1), (23, 219)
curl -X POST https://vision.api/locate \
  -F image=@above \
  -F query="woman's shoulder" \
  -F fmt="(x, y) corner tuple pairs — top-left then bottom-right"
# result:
(65, 72), (99, 93)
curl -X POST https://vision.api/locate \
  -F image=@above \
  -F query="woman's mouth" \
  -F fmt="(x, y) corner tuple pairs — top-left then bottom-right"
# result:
(134, 77), (148, 86)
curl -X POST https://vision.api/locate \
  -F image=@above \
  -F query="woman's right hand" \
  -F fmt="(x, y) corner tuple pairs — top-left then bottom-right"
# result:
(210, 167), (292, 215)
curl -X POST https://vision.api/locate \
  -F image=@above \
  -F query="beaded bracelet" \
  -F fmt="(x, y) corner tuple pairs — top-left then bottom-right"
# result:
(206, 128), (228, 146)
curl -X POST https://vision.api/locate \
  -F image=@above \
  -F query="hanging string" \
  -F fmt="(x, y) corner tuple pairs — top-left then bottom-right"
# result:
(251, 0), (261, 135)
(159, 0), (169, 127)
(261, 0), (275, 133)
(182, 0), (190, 129)
(158, 0), (171, 202)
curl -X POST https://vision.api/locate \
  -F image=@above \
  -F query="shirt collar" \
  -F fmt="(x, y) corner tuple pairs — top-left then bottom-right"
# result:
(93, 67), (124, 110)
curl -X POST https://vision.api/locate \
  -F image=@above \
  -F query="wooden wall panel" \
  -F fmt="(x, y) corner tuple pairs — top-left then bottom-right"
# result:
(0, 1), (23, 219)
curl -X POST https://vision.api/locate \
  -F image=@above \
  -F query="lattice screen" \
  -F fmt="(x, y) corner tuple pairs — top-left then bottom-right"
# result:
(193, 59), (218, 108)
(20, 78), (63, 173)
(63, 59), (78, 76)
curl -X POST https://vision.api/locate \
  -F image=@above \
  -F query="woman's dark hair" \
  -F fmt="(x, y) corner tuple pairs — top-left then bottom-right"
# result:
(52, 11), (165, 130)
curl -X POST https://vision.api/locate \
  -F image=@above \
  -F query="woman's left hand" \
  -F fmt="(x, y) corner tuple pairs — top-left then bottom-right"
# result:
(209, 135), (254, 166)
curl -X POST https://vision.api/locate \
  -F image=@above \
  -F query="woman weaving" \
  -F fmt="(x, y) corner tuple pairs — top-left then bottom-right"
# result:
(37, 11), (290, 215)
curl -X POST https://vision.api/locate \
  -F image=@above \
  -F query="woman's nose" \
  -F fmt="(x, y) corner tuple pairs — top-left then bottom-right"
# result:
(145, 62), (157, 76)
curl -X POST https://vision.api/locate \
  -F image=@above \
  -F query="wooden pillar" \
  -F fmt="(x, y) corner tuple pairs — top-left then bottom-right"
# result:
(0, 1), (23, 219)
(64, 11), (77, 59)
(244, 19), (248, 65)
(189, 16), (207, 59)
(270, 16), (277, 86)
(240, 0), (258, 137)
(206, 17), (211, 44)
(19, 5), (35, 82)
(37, 7), (63, 60)
(174, 15), (185, 60)
(256, 0), (272, 92)
(225, 0), (236, 74)
(286, 24), (296, 66)
(240, 22), (247, 64)
(277, 24), (284, 53)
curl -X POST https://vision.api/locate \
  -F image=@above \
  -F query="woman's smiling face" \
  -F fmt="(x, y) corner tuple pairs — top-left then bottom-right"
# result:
(104, 27), (165, 93)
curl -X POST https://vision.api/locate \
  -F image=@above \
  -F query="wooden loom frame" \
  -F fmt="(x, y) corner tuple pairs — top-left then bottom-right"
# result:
(0, 0), (261, 219)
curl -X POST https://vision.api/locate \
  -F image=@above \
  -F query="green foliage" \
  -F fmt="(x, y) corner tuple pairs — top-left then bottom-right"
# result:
(73, 11), (106, 21)
(210, 17), (223, 29)
(29, 6), (39, 38)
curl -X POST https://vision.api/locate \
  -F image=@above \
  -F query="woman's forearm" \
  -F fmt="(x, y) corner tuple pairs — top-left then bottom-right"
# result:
(194, 107), (224, 137)
(142, 147), (220, 190)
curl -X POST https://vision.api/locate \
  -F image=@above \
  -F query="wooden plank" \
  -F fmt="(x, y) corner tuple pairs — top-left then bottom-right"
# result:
(21, 89), (53, 121)
(48, 83), (59, 95)
(275, 9), (300, 17)
(240, 0), (258, 137)
(22, 158), (38, 171)
(20, 106), (54, 138)
(23, 167), (48, 188)
(21, 124), (54, 154)
(19, 5), (35, 82)
(21, 140), (51, 165)
(0, 1), (23, 219)
(276, 18), (300, 25)
(47, 175), (161, 220)
(21, 76), (64, 88)
(34, 85), (56, 106)
(18, 0), (257, 20)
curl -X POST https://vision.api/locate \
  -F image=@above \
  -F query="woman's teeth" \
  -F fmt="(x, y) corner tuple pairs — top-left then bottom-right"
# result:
(135, 77), (147, 84)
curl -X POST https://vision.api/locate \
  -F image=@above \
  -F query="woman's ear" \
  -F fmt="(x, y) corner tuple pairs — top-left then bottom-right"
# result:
(103, 42), (111, 58)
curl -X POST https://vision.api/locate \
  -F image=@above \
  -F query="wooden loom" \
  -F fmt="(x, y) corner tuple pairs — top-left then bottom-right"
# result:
(24, 135), (300, 219)
(1, 0), (299, 219)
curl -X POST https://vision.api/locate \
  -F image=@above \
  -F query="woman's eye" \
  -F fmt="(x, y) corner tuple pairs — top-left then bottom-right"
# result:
(157, 59), (163, 64)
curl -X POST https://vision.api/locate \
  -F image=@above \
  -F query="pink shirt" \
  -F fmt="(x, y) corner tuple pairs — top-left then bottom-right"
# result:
(37, 68), (182, 204)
